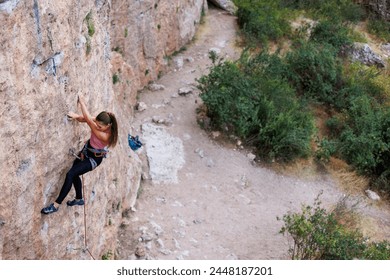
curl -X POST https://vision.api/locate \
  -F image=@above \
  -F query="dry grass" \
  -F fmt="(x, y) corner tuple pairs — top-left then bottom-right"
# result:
(358, 216), (386, 242)
(270, 151), (371, 197)
(331, 194), (362, 230)
(353, 20), (387, 48)
(327, 157), (370, 194)
(331, 195), (390, 242)
(310, 103), (372, 194)
(326, 158), (390, 242)
(270, 157), (320, 179)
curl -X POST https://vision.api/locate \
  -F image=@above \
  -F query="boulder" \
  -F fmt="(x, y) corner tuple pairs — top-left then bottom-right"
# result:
(365, 189), (381, 201)
(350, 43), (386, 68)
(209, 0), (237, 15)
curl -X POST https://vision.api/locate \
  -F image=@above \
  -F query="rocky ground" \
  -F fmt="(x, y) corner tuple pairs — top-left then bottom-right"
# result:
(116, 7), (390, 260)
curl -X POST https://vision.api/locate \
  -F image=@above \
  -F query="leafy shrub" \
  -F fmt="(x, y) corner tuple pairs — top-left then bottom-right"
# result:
(197, 52), (314, 161)
(338, 1), (366, 23)
(372, 69), (390, 99)
(325, 115), (345, 137)
(252, 80), (314, 161)
(278, 0), (322, 10)
(327, 63), (390, 181)
(318, 0), (366, 23)
(85, 11), (95, 37)
(197, 58), (249, 132)
(233, 1), (390, 194)
(310, 20), (353, 52)
(332, 63), (385, 111)
(367, 17), (390, 41)
(310, 62), (390, 192)
(239, 49), (289, 81)
(112, 73), (120, 84)
(337, 95), (385, 173)
(286, 42), (341, 105)
(278, 194), (365, 259)
(101, 250), (113, 260)
(343, 63), (383, 96)
(279, 0), (366, 23)
(363, 241), (390, 260)
(315, 137), (337, 162)
(234, 0), (291, 45)
(278, 194), (390, 259)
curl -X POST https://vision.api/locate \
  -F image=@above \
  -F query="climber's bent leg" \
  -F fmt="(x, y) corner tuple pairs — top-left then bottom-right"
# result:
(55, 159), (92, 204)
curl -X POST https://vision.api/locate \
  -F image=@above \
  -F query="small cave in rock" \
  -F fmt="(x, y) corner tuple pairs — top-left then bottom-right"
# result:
(207, 0), (221, 9)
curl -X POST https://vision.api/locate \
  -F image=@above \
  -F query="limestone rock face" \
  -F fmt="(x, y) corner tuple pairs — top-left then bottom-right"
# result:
(0, 0), (206, 259)
(209, 0), (237, 14)
(110, 0), (208, 86)
(350, 43), (387, 67)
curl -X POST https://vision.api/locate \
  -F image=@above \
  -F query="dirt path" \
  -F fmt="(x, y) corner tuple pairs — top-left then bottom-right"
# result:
(117, 8), (390, 260)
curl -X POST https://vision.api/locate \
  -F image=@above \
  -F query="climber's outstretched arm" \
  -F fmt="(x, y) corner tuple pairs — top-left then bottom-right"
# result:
(78, 95), (110, 143)
(67, 111), (86, 122)
(67, 111), (97, 123)
(78, 95), (95, 125)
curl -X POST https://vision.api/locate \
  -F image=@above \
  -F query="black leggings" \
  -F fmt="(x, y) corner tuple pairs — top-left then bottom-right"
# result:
(55, 150), (103, 204)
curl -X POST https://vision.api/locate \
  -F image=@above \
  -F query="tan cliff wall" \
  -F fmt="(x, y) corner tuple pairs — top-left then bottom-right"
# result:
(110, 0), (208, 89)
(0, 0), (206, 260)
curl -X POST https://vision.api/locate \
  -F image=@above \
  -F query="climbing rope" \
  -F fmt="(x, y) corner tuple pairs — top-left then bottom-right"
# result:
(81, 174), (96, 260)
(68, 113), (96, 259)
(69, 148), (96, 260)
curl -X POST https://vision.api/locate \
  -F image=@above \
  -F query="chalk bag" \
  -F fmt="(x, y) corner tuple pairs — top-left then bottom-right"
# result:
(128, 134), (142, 151)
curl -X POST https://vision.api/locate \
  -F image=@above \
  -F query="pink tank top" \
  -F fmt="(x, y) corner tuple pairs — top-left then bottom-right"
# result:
(90, 131), (107, 149)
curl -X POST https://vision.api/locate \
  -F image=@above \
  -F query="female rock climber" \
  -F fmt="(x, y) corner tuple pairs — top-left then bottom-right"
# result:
(41, 95), (118, 214)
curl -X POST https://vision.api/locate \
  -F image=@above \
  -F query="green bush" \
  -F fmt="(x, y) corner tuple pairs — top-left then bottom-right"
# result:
(278, 195), (390, 259)
(85, 11), (95, 37)
(326, 64), (390, 179)
(234, 0), (291, 45)
(310, 20), (353, 52)
(333, 63), (384, 110)
(343, 63), (383, 97)
(197, 58), (248, 132)
(315, 137), (337, 162)
(197, 52), (314, 161)
(256, 100), (314, 161)
(315, 63), (390, 192)
(279, 0), (366, 22)
(318, 1), (365, 23)
(363, 241), (390, 260)
(278, 0), (322, 10)
(325, 115), (345, 137)
(375, 113), (390, 182)
(112, 73), (120, 84)
(233, 0), (390, 194)
(337, 95), (386, 173)
(367, 17), (390, 41)
(240, 49), (288, 79)
(338, 1), (366, 23)
(286, 42), (341, 105)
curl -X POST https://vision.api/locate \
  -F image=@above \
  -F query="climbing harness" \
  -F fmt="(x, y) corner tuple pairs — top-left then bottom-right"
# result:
(80, 141), (109, 170)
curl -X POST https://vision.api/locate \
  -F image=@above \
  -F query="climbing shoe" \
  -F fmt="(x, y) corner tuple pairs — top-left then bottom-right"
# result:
(41, 203), (58, 215)
(66, 199), (85, 206)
